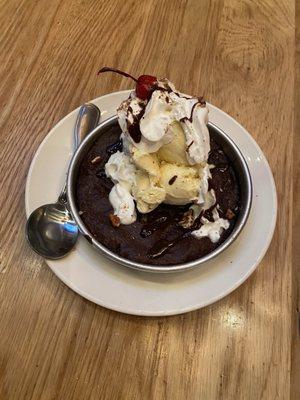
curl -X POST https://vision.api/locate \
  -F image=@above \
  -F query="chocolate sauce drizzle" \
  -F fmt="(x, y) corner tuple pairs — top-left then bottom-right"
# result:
(147, 232), (190, 259)
(140, 216), (168, 238)
(180, 98), (205, 124)
(186, 140), (194, 151)
(126, 103), (146, 143)
(168, 175), (177, 185)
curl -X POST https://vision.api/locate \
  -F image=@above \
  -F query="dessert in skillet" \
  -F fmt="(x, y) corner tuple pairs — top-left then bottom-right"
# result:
(76, 68), (240, 265)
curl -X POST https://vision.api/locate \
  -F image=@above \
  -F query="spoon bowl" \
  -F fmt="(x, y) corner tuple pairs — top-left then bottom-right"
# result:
(26, 203), (78, 259)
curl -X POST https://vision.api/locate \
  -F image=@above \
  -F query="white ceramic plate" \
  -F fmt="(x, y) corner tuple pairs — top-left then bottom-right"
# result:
(25, 91), (277, 316)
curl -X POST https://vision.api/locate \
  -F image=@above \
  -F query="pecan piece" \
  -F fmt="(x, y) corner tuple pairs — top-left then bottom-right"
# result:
(178, 209), (194, 229)
(91, 156), (102, 165)
(109, 213), (120, 227)
(226, 209), (235, 220)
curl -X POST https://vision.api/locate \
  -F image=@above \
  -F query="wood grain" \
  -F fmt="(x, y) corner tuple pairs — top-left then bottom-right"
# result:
(292, 0), (300, 398)
(0, 0), (296, 399)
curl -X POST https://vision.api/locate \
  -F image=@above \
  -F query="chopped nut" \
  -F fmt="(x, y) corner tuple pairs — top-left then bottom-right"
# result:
(178, 205), (202, 229)
(91, 156), (102, 165)
(78, 210), (84, 216)
(226, 209), (235, 220)
(178, 210), (194, 229)
(109, 213), (120, 227)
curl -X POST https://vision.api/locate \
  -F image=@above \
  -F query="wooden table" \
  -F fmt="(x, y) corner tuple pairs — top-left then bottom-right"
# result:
(0, 1), (297, 399)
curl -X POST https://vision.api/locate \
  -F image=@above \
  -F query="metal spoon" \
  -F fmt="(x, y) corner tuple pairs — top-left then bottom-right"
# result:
(26, 103), (100, 259)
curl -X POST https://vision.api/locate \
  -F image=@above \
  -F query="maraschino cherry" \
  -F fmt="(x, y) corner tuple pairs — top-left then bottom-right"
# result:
(98, 67), (157, 100)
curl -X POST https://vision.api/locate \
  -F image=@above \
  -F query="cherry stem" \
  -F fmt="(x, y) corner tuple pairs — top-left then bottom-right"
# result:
(97, 67), (138, 82)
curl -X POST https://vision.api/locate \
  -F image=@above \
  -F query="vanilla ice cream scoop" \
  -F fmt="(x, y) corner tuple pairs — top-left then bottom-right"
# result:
(159, 163), (199, 205)
(158, 122), (189, 165)
(131, 148), (160, 181)
(132, 171), (166, 213)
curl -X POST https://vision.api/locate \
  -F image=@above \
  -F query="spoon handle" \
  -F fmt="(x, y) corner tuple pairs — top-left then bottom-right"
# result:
(58, 103), (100, 204)
(73, 103), (101, 150)
(58, 183), (68, 204)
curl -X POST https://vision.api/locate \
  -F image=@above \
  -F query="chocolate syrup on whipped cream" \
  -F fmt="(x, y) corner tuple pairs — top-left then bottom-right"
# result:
(75, 123), (240, 266)
(126, 104), (146, 143)
(127, 110), (144, 143)
(180, 97), (206, 124)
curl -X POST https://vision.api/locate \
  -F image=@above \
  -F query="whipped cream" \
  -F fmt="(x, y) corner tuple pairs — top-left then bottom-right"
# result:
(197, 164), (216, 209)
(192, 208), (230, 242)
(181, 104), (210, 165)
(140, 91), (173, 141)
(109, 184), (136, 225)
(105, 151), (137, 224)
(105, 151), (136, 189)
